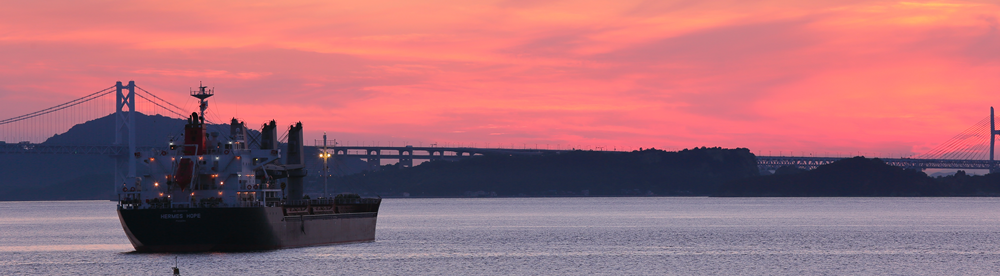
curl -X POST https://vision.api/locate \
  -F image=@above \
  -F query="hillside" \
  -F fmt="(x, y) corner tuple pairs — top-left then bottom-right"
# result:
(716, 157), (1000, 196)
(334, 147), (760, 197)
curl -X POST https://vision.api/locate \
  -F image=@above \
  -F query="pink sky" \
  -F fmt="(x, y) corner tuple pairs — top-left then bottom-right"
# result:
(1, 0), (999, 157)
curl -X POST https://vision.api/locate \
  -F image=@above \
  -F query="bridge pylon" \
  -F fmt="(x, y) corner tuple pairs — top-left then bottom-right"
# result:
(115, 81), (137, 193)
(992, 107), (999, 174)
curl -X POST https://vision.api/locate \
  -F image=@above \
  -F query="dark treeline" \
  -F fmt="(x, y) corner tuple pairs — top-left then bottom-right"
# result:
(335, 147), (759, 197)
(717, 157), (1000, 196)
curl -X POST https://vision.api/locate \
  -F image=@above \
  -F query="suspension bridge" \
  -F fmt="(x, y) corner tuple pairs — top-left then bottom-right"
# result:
(2, 81), (1000, 173)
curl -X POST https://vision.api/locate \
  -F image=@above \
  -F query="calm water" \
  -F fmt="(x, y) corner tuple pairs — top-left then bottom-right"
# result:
(2, 198), (1000, 275)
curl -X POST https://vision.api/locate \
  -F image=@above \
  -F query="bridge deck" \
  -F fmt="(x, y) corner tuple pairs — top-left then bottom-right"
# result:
(3, 144), (992, 170)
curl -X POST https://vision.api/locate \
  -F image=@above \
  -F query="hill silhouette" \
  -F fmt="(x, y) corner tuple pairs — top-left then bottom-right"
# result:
(334, 147), (760, 197)
(43, 112), (194, 145)
(716, 157), (1000, 196)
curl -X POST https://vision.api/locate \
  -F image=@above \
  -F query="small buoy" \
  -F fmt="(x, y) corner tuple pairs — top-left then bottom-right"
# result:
(224, 149), (230, 155)
(172, 256), (180, 275)
(161, 150), (167, 156)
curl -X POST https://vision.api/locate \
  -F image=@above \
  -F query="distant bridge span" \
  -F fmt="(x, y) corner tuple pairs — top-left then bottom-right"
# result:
(327, 148), (1000, 171)
(3, 143), (996, 171)
(755, 156), (995, 171)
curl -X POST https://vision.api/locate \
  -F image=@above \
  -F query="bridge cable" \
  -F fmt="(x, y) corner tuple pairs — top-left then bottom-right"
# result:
(956, 122), (990, 160)
(935, 118), (988, 158)
(0, 86), (114, 125)
(933, 122), (985, 159)
(133, 92), (187, 119)
(134, 85), (186, 112)
(0, 89), (114, 125)
(134, 85), (219, 125)
(918, 117), (990, 159)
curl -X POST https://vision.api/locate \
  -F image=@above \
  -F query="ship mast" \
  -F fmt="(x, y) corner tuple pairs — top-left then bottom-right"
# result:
(321, 132), (330, 198)
(190, 82), (214, 121)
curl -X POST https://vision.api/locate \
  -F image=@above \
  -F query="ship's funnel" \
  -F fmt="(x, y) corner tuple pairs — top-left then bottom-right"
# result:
(183, 112), (206, 155)
(260, 120), (278, 150)
(286, 122), (305, 166)
(286, 122), (307, 200)
(229, 118), (240, 139)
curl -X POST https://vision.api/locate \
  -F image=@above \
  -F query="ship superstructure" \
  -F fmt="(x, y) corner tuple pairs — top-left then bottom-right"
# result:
(116, 84), (380, 252)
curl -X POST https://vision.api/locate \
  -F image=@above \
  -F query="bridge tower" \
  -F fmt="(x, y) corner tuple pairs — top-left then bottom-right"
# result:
(992, 107), (999, 173)
(115, 81), (137, 191)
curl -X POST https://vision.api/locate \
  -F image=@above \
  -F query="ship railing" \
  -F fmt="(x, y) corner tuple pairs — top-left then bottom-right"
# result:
(117, 193), (145, 210)
(146, 201), (172, 209)
(282, 198), (382, 206)
(196, 198), (224, 208)
(118, 198), (143, 210)
(236, 201), (263, 208)
(118, 201), (271, 209)
(282, 200), (311, 206)
(334, 198), (382, 205)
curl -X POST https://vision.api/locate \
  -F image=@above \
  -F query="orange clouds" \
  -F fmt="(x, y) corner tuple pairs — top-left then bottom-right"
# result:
(1, 0), (999, 157)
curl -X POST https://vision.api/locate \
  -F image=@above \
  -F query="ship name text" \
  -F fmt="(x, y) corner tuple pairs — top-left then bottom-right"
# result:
(161, 213), (201, 219)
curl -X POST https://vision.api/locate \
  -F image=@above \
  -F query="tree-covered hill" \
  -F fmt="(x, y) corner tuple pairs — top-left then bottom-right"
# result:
(335, 147), (759, 197)
(716, 157), (1000, 196)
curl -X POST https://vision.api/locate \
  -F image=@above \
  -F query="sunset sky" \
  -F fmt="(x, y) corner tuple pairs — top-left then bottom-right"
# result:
(1, 0), (999, 157)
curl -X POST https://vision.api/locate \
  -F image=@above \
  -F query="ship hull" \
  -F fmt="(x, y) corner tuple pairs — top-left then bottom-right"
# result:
(117, 207), (377, 252)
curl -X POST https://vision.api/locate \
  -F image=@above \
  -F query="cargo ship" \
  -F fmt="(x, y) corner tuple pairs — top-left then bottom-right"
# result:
(116, 84), (380, 252)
